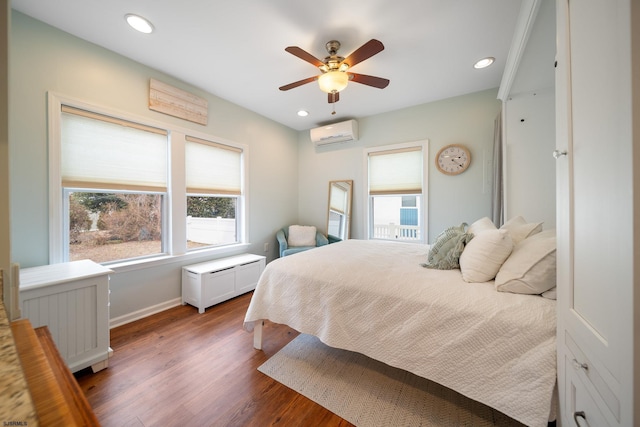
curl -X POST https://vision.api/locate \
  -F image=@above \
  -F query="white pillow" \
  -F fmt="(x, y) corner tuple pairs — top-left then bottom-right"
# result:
(501, 215), (527, 227)
(459, 229), (514, 282)
(468, 217), (496, 236)
(500, 216), (542, 245)
(542, 287), (557, 300)
(495, 230), (556, 295)
(287, 225), (317, 247)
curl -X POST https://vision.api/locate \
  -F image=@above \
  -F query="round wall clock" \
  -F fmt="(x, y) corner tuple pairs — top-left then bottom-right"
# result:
(435, 144), (471, 175)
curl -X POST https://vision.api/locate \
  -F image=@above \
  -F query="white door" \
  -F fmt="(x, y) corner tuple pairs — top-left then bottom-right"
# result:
(555, 0), (634, 425)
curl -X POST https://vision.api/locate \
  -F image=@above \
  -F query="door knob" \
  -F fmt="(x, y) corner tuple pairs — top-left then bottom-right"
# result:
(572, 358), (589, 371)
(553, 149), (568, 159)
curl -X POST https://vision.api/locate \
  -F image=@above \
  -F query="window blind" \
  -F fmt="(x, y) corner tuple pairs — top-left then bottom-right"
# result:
(185, 136), (243, 195)
(368, 146), (423, 195)
(329, 184), (347, 214)
(61, 106), (168, 191)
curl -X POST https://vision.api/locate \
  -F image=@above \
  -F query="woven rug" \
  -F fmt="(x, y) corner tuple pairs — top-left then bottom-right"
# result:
(258, 334), (525, 427)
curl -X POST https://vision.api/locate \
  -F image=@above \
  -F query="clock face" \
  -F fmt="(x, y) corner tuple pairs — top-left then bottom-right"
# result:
(436, 144), (471, 175)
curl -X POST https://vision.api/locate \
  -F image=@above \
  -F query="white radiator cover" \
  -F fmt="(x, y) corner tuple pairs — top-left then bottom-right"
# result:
(19, 260), (112, 373)
(182, 253), (266, 314)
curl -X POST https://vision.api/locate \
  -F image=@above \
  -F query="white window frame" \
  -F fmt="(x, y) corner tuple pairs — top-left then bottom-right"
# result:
(184, 133), (246, 252)
(363, 140), (429, 243)
(48, 92), (249, 271)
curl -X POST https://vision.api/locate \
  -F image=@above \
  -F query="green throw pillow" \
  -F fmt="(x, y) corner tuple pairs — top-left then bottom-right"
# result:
(422, 223), (473, 270)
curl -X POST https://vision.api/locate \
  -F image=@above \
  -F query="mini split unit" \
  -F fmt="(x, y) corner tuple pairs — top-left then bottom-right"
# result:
(310, 119), (359, 146)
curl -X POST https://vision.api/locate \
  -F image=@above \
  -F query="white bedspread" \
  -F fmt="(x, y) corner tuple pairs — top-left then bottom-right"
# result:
(244, 239), (556, 427)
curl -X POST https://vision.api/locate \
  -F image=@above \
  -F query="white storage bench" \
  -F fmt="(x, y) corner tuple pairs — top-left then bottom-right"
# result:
(182, 254), (266, 313)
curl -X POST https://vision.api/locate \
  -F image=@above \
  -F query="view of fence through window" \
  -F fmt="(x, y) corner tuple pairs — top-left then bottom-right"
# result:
(69, 192), (237, 263)
(371, 195), (421, 241)
(186, 195), (237, 249)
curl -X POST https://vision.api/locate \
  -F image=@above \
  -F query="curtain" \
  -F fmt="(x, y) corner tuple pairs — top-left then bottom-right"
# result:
(491, 111), (504, 226)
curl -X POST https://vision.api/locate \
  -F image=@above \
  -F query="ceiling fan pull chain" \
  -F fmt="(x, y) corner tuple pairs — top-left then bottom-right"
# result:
(331, 93), (337, 115)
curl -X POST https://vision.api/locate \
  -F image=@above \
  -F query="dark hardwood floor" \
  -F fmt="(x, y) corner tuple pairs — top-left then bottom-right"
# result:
(75, 292), (353, 427)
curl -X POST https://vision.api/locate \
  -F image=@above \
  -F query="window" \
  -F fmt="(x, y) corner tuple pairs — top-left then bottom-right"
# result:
(185, 136), (243, 250)
(49, 94), (247, 265)
(366, 142), (428, 242)
(68, 191), (164, 262)
(60, 106), (168, 263)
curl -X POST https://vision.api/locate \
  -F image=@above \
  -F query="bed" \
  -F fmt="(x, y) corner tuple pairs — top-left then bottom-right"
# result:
(243, 238), (556, 427)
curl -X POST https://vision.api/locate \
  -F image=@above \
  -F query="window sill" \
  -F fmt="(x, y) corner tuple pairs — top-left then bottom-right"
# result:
(105, 243), (252, 274)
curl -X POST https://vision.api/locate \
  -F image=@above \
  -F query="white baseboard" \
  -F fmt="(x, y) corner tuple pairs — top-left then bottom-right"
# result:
(109, 297), (183, 329)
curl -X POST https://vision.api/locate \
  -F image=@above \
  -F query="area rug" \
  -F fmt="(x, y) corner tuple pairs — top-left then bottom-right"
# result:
(258, 334), (525, 427)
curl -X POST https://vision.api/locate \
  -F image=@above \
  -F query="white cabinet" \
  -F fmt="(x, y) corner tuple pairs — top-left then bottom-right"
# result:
(555, 0), (636, 425)
(182, 254), (265, 313)
(19, 259), (113, 373)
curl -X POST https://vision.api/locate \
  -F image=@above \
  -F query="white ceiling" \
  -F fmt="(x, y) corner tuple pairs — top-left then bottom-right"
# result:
(11, 0), (524, 131)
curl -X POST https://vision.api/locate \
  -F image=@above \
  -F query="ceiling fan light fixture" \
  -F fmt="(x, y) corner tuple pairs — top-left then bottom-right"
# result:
(473, 57), (495, 69)
(125, 14), (154, 34)
(318, 71), (349, 93)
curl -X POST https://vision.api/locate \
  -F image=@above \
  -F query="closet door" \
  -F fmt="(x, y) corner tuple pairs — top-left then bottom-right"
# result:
(555, 0), (633, 425)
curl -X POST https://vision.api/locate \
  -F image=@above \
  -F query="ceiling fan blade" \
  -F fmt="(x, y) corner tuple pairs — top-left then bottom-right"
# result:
(343, 39), (385, 68)
(279, 76), (317, 91)
(285, 46), (325, 68)
(328, 92), (340, 103)
(348, 73), (390, 89)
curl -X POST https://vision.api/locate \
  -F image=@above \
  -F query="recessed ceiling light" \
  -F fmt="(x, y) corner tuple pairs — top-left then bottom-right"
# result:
(125, 14), (154, 34)
(473, 57), (495, 69)
(297, 110), (309, 117)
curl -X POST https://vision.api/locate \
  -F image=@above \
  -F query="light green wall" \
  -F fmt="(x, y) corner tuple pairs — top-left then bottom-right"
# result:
(9, 11), (299, 319)
(298, 88), (502, 242)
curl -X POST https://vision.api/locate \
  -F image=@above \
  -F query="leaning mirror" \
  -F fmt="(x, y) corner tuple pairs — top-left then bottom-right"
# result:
(327, 180), (353, 242)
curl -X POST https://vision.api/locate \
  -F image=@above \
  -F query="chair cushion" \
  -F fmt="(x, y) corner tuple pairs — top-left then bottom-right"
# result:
(288, 225), (317, 247)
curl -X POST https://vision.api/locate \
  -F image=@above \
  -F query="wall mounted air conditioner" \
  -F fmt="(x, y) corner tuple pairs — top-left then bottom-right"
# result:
(310, 119), (359, 146)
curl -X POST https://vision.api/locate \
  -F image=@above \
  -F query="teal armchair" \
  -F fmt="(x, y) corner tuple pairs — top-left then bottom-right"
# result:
(277, 226), (328, 257)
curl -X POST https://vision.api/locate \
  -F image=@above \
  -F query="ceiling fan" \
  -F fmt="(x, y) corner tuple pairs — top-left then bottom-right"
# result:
(279, 39), (390, 106)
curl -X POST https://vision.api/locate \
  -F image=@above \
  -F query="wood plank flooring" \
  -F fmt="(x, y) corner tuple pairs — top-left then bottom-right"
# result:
(75, 292), (353, 427)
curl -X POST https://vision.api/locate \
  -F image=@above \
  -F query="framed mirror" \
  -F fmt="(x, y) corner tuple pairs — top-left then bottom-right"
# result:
(327, 180), (353, 242)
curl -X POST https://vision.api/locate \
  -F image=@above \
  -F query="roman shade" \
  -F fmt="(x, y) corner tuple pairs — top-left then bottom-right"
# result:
(185, 136), (243, 195)
(368, 146), (423, 195)
(329, 183), (347, 214)
(61, 105), (168, 191)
